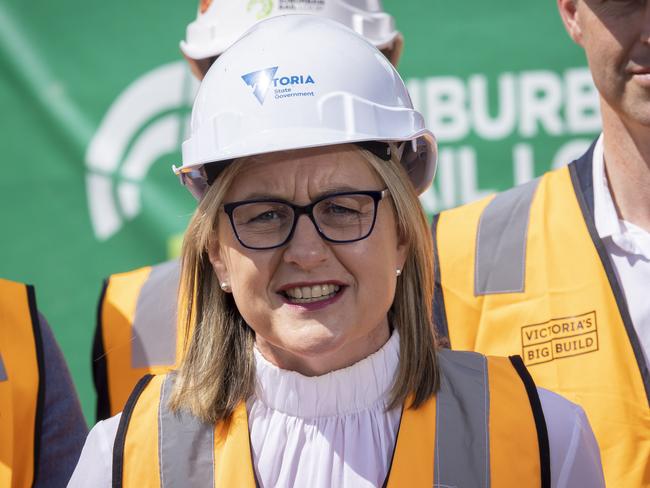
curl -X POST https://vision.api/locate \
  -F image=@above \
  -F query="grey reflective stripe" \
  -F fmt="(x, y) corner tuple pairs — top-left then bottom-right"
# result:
(158, 374), (214, 487)
(0, 353), (7, 381)
(131, 259), (181, 368)
(475, 179), (540, 295)
(435, 349), (490, 487)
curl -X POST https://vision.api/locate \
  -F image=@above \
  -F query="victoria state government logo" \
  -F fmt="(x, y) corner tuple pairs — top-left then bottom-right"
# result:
(241, 66), (316, 104)
(521, 311), (599, 366)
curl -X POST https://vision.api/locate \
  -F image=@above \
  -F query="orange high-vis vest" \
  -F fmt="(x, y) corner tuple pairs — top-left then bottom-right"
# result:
(433, 143), (650, 487)
(0, 279), (44, 488)
(93, 260), (184, 420)
(113, 350), (550, 488)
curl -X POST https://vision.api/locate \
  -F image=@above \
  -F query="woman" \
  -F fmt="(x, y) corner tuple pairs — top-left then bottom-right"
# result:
(70, 15), (604, 488)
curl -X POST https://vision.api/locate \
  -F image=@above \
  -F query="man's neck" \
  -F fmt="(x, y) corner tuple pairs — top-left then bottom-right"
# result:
(601, 100), (650, 233)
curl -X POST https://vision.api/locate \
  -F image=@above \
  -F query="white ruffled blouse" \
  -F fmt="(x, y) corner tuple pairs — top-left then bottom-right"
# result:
(68, 331), (605, 487)
(248, 332), (402, 487)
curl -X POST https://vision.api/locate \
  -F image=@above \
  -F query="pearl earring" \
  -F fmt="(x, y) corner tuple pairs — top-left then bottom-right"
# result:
(220, 282), (230, 292)
(396, 269), (402, 277)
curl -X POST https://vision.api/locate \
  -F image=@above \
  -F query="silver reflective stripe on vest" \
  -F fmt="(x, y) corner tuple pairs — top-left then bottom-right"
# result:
(435, 349), (490, 487)
(475, 178), (540, 295)
(159, 374), (214, 487)
(0, 353), (7, 381)
(131, 260), (181, 368)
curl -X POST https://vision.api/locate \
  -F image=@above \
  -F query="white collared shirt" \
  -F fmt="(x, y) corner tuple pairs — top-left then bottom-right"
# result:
(592, 135), (650, 366)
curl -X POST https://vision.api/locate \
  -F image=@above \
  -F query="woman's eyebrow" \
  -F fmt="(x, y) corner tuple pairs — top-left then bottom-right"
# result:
(238, 185), (363, 202)
(310, 185), (366, 200)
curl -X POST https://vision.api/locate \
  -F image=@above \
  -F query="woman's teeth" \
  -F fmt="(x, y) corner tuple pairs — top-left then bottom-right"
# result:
(284, 284), (341, 303)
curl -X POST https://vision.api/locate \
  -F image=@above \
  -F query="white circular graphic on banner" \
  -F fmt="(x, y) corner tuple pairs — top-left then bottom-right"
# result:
(85, 61), (198, 241)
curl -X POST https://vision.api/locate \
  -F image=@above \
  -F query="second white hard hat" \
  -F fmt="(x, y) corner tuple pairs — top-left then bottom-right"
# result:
(181, 0), (401, 62)
(174, 15), (436, 197)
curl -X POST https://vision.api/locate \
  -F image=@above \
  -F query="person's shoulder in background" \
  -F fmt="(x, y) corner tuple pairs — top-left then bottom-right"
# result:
(36, 313), (89, 487)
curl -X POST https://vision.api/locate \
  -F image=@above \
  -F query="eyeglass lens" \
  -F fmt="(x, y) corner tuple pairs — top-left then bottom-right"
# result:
(231, 193), (378, 248)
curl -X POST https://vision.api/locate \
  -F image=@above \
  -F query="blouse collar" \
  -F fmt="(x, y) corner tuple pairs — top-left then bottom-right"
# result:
(252, 331), (400, 419)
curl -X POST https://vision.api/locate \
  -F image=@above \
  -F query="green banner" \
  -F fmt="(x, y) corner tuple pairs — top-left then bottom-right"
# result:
(0, 0), (599, 422)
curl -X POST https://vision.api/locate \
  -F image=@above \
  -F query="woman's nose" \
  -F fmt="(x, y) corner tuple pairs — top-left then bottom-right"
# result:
(282, 215), (329, 269)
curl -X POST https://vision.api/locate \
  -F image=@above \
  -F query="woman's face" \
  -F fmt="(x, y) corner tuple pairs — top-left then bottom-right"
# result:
(209, 145), (408, 375)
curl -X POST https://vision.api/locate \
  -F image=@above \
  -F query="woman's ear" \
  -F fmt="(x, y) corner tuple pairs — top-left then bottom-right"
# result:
(557, 0), (584, 46)
(207, 239), (230, 289)
(395, 235), (409, 277)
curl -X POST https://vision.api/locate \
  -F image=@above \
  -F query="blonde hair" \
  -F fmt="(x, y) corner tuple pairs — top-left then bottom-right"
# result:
(169, 145), (439, 423)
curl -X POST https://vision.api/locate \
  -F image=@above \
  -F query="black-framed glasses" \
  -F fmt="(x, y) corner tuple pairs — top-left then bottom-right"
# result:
(223, 189), (390, 250)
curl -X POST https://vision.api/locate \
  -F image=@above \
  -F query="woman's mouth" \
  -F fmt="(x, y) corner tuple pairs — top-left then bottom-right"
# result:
(281, 283), (342, 304)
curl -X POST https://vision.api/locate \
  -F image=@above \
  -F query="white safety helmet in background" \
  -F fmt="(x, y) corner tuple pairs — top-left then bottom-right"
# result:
(174, 15), (436, 198)
(181, 0), (403, 68)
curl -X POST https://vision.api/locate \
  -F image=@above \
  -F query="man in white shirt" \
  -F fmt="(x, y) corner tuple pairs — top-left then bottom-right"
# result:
(432, 1), (650, 486)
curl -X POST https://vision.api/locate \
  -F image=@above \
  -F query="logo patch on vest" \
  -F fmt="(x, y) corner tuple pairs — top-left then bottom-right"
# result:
(521, 311), (598, 366)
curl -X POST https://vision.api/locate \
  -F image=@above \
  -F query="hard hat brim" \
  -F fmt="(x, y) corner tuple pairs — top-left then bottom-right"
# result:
(176, 128), (436, 198)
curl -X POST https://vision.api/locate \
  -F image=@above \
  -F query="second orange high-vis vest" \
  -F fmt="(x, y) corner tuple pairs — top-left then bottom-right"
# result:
(0, 279), (44, 488)
(433, 142), (650, 487)
(113, 350), (549, 488)
(93, 259), (184, 420)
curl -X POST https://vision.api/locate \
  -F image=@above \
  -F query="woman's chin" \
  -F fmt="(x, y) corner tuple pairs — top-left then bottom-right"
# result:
(257, 328), (360, 375)
(276, 326), (349, 355)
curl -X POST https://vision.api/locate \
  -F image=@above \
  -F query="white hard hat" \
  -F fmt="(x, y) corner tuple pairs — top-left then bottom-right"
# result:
(174, 15), (437, 197)
(181, 0), (401, 62)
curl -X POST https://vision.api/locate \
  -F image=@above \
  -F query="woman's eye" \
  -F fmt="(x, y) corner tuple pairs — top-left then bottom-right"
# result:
(250, 210), (281, 222)
(326, 203), (359, 215)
